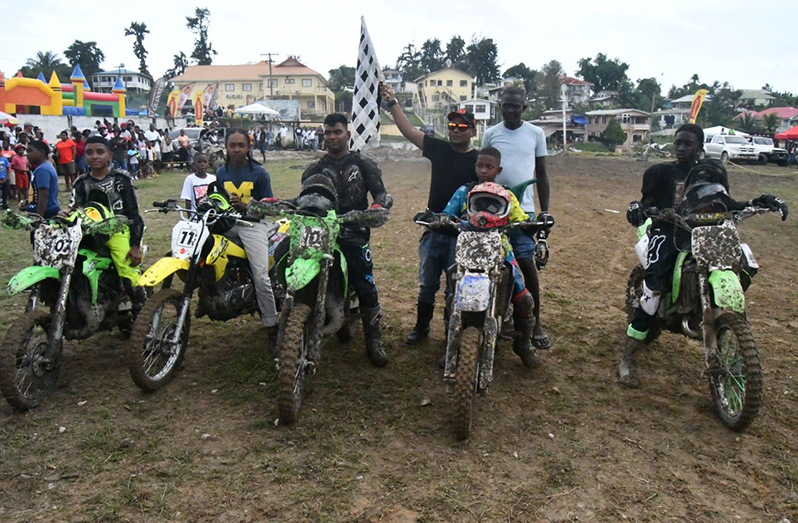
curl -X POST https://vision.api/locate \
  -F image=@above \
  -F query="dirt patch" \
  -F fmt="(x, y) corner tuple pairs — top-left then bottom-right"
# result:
(0, 155), (796, 522)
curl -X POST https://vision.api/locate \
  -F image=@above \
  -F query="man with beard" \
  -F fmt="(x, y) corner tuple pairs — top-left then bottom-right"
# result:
(300, 113), (393, 367)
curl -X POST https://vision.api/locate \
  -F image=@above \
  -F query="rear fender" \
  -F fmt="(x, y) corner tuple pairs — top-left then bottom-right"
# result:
(671, 251), (689, 301)
(8, 266), (61, 296)
(708, 269), (745, 313)
(138, 257), (190, 287)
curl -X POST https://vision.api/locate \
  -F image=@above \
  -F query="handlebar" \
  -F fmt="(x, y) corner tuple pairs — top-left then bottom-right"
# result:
(647, 206), (772, 228)
(145, 200), (254, 227)
(415, 212), (555, 234)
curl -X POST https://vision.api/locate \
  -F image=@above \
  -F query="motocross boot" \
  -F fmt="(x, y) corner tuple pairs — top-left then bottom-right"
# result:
(406, 302), (434, 345)
(618, 334), (644, 389)
(362, 306), (389, 367)
(512, 293), (539, 369)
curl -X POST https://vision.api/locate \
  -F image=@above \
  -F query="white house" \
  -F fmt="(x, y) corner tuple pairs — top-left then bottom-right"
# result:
(92, 68), (152, 93)
(457, 98), (495, 139)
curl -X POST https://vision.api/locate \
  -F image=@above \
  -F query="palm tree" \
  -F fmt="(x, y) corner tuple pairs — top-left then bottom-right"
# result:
(737, 112), (762, 134)
(25, 51), (63, 71)
(761, 113), (781, 134)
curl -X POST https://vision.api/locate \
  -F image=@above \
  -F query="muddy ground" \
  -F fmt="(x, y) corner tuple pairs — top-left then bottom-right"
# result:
(0, 153), (796, 522)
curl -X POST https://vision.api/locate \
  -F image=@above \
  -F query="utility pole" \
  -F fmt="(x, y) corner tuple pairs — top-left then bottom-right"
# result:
(561, 84), (568, 152)
(260, 52), (279, 99)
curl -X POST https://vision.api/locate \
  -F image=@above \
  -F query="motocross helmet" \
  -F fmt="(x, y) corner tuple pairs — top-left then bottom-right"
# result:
(297, 174), (337, 217)
(467, 182), (511, 229)
(83, 189), (114, 223)
(680, 182), (734, 215)
(199, 181), (234, 212)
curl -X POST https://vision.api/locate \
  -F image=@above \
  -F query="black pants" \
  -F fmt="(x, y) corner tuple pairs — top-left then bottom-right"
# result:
(631, 225), (680, 333)
(338, 228), (379, 309)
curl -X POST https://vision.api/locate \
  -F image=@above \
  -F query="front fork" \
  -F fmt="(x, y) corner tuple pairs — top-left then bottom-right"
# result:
(49, 268), (73, 346)
(169, 257), (201, 345)
(699, 274), (718, 368)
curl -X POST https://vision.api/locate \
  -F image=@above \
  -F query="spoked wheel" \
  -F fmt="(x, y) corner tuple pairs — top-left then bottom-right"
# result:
(277, 303), (312, 425)
(0, 310), (62, 411)
(454, 327), (481, 441)
(626, 265), (662, 343)
(128, 289), (189, 392)
(708, 312), (762, 431)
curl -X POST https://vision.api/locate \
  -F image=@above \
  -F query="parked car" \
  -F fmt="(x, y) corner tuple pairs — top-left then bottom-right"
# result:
(748, 136), (788, 166)
(168, 128), (226, 149)
(702, 134), (757, 165)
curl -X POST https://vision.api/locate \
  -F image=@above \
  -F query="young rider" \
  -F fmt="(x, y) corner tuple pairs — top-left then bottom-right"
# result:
(68, 135), (146, 313)
(300, 113), (393, 367)
(441, 147), (539, 368)
(620, 123), (788, 388)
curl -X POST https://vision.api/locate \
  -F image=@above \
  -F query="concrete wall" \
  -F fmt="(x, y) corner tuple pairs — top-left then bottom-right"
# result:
(18, 115), (189, 141)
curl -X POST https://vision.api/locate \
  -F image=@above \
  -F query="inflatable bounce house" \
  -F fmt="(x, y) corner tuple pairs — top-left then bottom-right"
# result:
(0, 65), (128, 117)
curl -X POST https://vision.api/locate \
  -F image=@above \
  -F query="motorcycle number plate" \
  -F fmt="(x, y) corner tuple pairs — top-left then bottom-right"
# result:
(33, 224), (82, 268)
(172, 221), (206, 258)
(456, 273), (491, 312)
(299, 226), (325, 250)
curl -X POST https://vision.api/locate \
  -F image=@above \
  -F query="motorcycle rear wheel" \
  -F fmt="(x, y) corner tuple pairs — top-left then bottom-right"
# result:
(708, 312), (762, 431)
(277, 303), (312, 425)
(0, 310), (62, 411)
(128, 289), (188, 392)
(454, 327), (481, 441)
(626, 265), (662, 343)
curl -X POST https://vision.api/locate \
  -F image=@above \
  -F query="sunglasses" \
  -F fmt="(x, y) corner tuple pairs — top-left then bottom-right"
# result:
(447, 123), (471, 131)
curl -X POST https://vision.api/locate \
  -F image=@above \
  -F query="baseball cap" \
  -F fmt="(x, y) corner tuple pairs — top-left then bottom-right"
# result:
(447, 109), (476, 128)
(14, 143), (25, 150)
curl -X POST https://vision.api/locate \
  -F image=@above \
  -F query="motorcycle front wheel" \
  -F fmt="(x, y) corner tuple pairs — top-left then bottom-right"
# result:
(708, 312), (762, 431)
(454, 327), (481, 441)
(277, 303), (312, 425)
(0, 310), (62, 410)
(128, 289), (189, 392)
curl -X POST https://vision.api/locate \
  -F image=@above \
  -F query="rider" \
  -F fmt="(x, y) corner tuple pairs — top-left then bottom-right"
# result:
(300, 113), (393, 367)
(441, 147), (539, 368)
(68, 135), (146, 312)
(620, 123), (788, 388)
(215, 129), (278, 332)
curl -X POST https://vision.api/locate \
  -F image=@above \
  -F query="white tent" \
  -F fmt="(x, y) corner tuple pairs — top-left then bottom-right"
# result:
(234, 103), (280, 117)
(703, 125), (749, 137)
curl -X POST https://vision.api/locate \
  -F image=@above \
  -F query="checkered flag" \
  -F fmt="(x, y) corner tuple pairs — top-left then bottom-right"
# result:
(350, 17), (384, 152)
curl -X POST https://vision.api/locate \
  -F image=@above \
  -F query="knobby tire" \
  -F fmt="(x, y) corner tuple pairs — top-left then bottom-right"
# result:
(277, 303), (312, 425)
(454, 327), (481, 441)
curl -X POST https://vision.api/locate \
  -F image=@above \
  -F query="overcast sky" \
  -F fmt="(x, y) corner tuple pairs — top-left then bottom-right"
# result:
(3, 0), (796, 96)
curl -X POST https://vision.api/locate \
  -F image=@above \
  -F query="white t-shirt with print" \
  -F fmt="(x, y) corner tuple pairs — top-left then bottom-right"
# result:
(181, 173), (217, 210)
(482, 121), (547, 214)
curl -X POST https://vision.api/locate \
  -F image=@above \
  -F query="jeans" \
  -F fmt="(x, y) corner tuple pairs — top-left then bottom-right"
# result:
(224, 221), (278, 327)
(417, 230), (457, 305)
(508, 230), (536, 260)
(113, 159), (127, 171)
(1, 179), (8, 208)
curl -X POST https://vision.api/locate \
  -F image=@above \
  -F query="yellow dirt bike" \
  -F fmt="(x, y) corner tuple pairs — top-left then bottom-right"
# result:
(128, 190), (288, 391)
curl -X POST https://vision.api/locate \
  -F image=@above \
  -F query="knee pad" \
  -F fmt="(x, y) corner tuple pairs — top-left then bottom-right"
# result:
(640, 281), (661, 316)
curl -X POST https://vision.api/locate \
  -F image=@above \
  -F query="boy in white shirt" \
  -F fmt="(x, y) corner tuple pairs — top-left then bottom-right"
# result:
(180, 153), (216, 212)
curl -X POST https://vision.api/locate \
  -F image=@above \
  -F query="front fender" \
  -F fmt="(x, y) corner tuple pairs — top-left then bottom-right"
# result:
(286, 257), (321, 291)
(137, 257), (190, 287)
(455, 273), (491, 312)
(7, 266), (61, 295)
(708, 270), (745, 313)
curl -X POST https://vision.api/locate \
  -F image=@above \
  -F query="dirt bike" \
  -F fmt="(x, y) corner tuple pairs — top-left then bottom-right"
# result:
(129, 192), (289, 391)
(0, 204), (142, 410)
(249, 199), (390, 425)
(628, 205), (777, 430)
(415, 213), (554, 440)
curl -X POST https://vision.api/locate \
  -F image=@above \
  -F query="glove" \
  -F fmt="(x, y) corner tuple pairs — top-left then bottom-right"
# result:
(751, 195), (788, 221)
(627, 201), (646, 227)
(534, 238), (549, 271)
(369, 203), (383, 210)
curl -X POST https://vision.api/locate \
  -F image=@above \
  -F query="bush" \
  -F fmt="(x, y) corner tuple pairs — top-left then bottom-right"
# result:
(600, 118), (626, 149)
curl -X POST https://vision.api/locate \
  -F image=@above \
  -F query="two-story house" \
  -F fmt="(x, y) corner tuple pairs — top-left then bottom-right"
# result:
(170, 58), (334, 117)
(741, 106), (798, 134)
(590, 90), (621, 108)
(92, 68), (152, 93)
(529, 109), (588, 144)
(457, 98), (496, 138)
(415, 67), (473, 113)
(559, 76), (593, 106)
(383, 68), (417, 94)
(586, 108), (651, 148)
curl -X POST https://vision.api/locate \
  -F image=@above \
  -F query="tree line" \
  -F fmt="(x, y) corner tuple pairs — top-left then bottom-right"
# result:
(15, 6), (218, 86)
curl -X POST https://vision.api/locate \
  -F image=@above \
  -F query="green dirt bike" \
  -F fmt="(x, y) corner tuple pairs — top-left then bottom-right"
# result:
(249, 197), (389, 425)
(628, 205), (780, 431)
(0, 202), (142, 410)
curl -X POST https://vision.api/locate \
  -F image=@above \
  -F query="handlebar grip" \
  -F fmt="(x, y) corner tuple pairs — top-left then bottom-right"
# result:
(153, 201), (167, 208)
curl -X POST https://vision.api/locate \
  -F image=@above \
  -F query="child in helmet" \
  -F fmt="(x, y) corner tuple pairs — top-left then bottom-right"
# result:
(441, 147), (539, 368)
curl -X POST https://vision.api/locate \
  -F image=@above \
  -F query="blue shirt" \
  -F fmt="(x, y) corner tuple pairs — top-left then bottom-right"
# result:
(29, 162), (60, 218)
(215, 161), (273, 203)
(0, 157), (8, 181)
